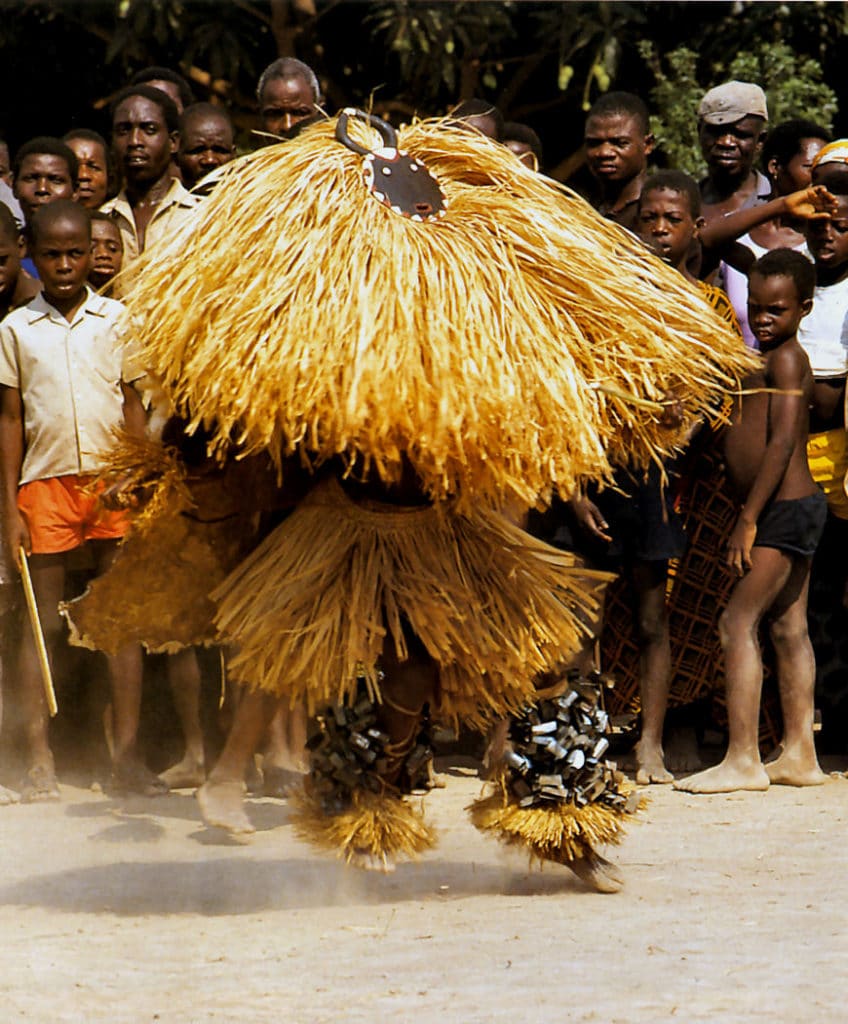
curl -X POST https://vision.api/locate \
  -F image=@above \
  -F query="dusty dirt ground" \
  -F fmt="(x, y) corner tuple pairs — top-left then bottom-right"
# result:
(1, 754), (847, 1024)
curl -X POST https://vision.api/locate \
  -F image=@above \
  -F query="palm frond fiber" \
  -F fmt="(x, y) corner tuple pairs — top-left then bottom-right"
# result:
(120, 114), (756, 509)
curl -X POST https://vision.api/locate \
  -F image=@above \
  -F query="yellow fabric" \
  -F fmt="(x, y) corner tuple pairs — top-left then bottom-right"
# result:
(807, 429), (848, 519)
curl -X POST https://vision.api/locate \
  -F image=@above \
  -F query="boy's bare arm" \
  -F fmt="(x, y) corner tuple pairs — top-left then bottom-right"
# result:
(121, 380), (147, 439)
(699, 186), (837, 253)
(727, 347), (808, 575)
(0, 384), (29, 568)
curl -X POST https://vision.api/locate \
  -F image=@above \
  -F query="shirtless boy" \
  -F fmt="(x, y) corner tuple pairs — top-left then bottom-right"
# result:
(676, 249), (827, 793)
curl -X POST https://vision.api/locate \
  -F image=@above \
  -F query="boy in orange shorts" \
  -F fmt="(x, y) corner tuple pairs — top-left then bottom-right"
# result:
(0, 200), (165, 800)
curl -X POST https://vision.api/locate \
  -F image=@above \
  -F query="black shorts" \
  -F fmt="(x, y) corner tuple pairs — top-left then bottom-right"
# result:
(527, 462), (686, 567)
(754, 491), (827, 559)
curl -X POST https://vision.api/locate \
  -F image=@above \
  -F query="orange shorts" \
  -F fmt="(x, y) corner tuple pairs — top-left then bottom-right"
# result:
(17, 475), (129, 555)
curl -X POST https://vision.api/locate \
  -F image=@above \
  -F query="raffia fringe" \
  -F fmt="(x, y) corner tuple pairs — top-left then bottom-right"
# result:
(214, 478), (611, 725)
(119, 116), (757, 508)
(468, 772), (646, 864)
(87, 431), (194, 535)
(288, 784), (436, 866)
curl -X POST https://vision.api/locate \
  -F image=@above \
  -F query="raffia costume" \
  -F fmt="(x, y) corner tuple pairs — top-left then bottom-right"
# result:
(66, 112), (754, 869)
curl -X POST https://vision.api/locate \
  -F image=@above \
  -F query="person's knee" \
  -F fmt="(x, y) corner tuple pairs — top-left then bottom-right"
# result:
(718, 608), (756, 651)
(636, 606), (667, 648)
(769, 612), (809, 652)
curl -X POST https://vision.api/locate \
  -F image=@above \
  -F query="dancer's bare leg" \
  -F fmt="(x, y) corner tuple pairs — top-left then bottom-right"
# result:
(160, 648), (206, 789)
(632, 559), (674, 785)
(763, 564), (826, 786)
(197, 687), (279, 836)
(350, 639), (437, 873)
(675, 546), (793, 794)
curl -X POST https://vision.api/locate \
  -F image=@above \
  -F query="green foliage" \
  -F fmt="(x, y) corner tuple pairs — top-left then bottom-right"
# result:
(364, 1), (516, 104)
(640, 40), (839, 176)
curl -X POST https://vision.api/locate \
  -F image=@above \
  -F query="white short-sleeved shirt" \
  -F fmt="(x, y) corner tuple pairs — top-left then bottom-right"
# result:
(0, 288), (141, 485)
(797, 276), (848, 379)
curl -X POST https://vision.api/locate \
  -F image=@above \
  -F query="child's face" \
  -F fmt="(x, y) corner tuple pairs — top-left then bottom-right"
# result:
(0, 232), (24, 297)
(806, 196), (848, 273)
(747, 272), (811, 349)
(637, 187), (699, 268)
(89, 220), (123, 284)
(31, 219), (91, 305)
(13, 153), (76, 223)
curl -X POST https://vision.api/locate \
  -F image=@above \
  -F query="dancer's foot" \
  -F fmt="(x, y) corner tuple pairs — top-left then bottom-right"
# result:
(20, 762), (60, 803)
(197, 779), (255, 839)
(566, 851), (624, 893)
(674, 757), (769, 794)
(634, 738), (674, 785)
(159, 755), (206, 790)
(764, 748), (827, 787)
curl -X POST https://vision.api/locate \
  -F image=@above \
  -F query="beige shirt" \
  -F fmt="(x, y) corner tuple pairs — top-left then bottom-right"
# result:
(99, 177), (197, 265)
(0, 289), (141, 485)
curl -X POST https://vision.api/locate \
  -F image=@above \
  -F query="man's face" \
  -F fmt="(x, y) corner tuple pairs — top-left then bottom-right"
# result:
(178, 115), (236, 187)
(112, 95), (178, 185)
(260, 75), (317, 139)
(806, 196), (848, 275)
(747, 272), (810, 350)
(584, 112), (653, 185)
(13, 154), (76, 223)
(66, 137), (109, 210)
(31, 218), (91, 304)
(637, 187), (699, 269)
(698, 115), (766, 181)
(0, 233), (24, 297)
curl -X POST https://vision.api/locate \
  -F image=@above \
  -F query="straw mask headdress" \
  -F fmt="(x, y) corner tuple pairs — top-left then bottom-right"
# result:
(120, 108), (756, 508)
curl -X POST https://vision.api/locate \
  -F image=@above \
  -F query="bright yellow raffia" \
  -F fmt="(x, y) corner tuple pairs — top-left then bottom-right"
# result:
(288, 784), (436, 866)
(468, 771), (647, 865)
(118, 115), (756, 509)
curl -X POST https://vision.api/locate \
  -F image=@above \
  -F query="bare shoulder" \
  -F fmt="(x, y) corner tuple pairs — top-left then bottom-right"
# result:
(765, 339), (811, 388)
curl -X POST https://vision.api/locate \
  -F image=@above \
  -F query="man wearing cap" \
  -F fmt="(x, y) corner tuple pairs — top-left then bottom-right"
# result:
(698, 80), (770, 223)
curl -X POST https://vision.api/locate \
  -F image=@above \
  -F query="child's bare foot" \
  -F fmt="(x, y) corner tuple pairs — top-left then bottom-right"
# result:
(764, 749), (827, 787)
(0, 783), (20, 805)
(111, 758), (169, 797)
(159, 756), (206, 790)
(674, 757), (769, 793)
(197, 779), (255, 839)
(634, 739), (674, 785)
(565, 851), (624, 893)
(20, 763), (60, 803)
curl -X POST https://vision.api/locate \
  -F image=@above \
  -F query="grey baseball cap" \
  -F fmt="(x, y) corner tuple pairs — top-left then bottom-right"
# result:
(698, 81), (768, 125)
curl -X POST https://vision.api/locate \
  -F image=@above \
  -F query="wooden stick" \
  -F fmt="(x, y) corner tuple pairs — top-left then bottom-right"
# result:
(18, 547), (58, 717)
